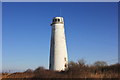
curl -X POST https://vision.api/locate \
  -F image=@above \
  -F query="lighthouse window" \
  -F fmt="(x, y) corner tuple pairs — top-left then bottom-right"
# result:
(55, 19), (57, 22)
(64, 58), (66, 61)
(65, 64), (67, 67)
(58, 19), (60, 22)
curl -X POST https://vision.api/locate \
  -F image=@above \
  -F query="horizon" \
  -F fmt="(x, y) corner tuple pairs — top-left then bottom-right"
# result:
(2, 2), (118, 72)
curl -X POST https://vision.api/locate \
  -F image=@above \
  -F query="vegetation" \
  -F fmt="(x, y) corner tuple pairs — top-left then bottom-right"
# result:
(2, 60), (120, 79)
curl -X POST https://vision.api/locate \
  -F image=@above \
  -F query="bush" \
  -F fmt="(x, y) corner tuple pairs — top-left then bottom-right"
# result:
(34, 66), (45, 73)
(24, 69), (33, 73)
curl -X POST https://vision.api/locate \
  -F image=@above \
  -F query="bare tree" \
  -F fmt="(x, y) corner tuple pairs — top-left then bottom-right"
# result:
(34, 66), (45, 73)
(68, 61), (77, 68)
(24, 69), (33, 73)
(77, 59), (86, 66)
(94, 61), (108, 67)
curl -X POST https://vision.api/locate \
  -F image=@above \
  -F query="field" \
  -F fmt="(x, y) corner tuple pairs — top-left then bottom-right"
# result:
(1, 60), (120, 80)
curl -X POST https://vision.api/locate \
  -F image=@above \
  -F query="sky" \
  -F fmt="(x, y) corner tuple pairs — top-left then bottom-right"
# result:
(2, 2), (118, 72)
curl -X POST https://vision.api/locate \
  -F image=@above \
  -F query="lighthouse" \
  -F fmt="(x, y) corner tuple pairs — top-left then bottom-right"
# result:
(49, 17), (68, 71)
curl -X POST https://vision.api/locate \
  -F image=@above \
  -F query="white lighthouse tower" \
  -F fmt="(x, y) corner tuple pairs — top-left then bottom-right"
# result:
(49, 17), (68, 71)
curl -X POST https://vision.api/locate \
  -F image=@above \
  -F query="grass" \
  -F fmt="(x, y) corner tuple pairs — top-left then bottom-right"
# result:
(1, 60), (120, 79)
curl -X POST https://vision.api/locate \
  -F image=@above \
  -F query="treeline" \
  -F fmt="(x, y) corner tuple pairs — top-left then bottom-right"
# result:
(2, 60), (120, 78)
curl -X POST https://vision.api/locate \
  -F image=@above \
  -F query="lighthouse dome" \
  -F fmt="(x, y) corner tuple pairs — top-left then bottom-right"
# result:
(51, 17), (64, 26)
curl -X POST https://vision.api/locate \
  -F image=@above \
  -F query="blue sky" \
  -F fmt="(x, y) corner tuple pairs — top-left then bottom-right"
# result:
(2, 2), (118, 72)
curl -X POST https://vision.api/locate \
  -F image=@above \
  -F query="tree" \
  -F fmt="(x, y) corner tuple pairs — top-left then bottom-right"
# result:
(34, 66), (45, 73)
(24, 69), (33, 73)
(94, 61), (108, 67)
(77, 59), (86, 66)
(68, 61), (77, 68)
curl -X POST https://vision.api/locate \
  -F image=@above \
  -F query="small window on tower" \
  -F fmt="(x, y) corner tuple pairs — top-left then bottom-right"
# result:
(64, 57), (66, 61)
(65, 64), (67, 67)
(58, 19), (60, 22)
(55, 19), (57, 22)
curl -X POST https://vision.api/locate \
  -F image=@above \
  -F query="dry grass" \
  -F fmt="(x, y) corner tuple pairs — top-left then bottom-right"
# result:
(1, 61), (120, 79)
